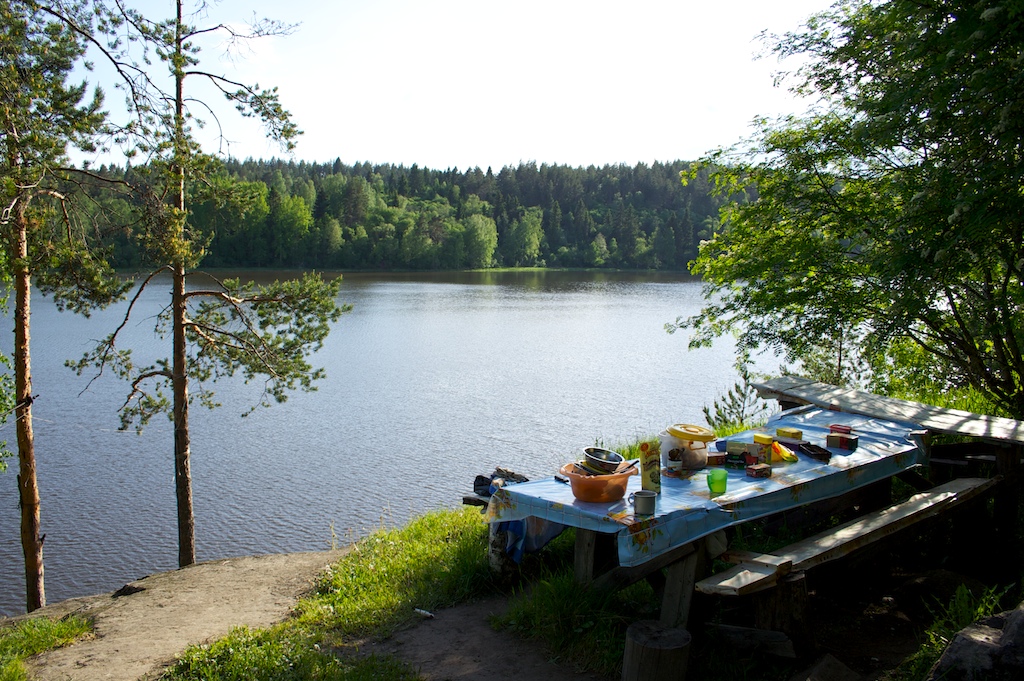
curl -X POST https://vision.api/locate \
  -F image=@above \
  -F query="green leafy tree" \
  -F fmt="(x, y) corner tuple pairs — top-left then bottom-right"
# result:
(63, 0), (347, 567)
(674, 0), (1024, 416)
(651, 218), (676, 270)
(463, 213), (498, 268)
(1, 0), (129, 611)
(508, 207), (543, 266)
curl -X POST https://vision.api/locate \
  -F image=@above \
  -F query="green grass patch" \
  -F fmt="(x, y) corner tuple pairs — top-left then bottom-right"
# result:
(0, 615), (92, 681)
(497, 565), (658, 676)
(163, 624), (419, 681)
(295, 507), (495, 638)
(880, 583), (1009, 681)
(165, 507), (498, 680)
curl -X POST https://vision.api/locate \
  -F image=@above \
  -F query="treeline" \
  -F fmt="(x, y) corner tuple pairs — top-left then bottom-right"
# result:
(98, 159), (725, 271)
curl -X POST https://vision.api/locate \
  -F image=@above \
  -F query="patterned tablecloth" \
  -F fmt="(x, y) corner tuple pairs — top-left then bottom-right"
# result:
(487, 406), (927, 568)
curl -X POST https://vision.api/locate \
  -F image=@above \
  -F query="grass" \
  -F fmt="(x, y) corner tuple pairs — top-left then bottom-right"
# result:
(0, 615), (92, 681)
(164, 507), (509, 680)
(880, 583), (1010, 681)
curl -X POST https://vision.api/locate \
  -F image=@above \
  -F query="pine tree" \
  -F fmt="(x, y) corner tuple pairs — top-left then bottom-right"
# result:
(1, 0), (129, 611)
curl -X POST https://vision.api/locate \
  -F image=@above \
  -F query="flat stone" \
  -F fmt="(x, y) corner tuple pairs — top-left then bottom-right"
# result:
(787, 653), (861, 681)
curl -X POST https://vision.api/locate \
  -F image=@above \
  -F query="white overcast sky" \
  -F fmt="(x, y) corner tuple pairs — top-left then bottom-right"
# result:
(82, 0), (831, 171)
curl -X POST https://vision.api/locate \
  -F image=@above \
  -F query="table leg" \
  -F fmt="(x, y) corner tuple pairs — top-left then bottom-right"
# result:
(575, 528), (598, 584)
(659, 540), (703, 629)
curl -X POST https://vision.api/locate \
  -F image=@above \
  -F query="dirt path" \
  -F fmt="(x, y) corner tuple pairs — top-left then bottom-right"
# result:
(12, 551), (610, 681)
(18, 551), (347, 681)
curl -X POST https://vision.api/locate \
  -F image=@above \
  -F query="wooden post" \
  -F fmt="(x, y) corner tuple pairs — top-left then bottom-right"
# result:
(752, 571), (812, 656)
(994, 443), (1021, 543)
(659, 540), (702, 629)
(621, 620), (691, 681)
(575, 528), (598, 584)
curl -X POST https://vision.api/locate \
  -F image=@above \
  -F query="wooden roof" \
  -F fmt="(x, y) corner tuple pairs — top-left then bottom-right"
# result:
(751, 375), (1024, 445)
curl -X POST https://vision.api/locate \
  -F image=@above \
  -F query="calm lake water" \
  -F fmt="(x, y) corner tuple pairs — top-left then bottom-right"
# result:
(0, 270), (775, 615)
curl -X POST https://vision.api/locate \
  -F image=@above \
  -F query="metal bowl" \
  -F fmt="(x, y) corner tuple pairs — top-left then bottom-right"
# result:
(582, 446), (624, 473)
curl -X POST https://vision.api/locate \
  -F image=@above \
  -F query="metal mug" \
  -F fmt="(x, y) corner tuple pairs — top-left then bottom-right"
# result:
(628, 489), (657, 515)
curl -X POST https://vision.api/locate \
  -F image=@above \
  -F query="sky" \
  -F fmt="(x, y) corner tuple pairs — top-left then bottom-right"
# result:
(80, 0), (832, 171)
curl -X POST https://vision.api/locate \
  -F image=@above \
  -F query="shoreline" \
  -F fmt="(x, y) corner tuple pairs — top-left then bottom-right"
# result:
(6, 550), (347, 681)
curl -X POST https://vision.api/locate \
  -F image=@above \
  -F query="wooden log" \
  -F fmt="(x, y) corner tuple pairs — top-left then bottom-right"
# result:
(621, 620), (691, 681)
(705, 623), (796, 658)
(574, 528), (598, 584)
(752, 571), (812, 656)
(659, 547), (699, 629)
(995, 444), (1021, 542)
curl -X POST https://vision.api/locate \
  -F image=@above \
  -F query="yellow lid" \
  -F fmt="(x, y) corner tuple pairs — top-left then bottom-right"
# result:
(666, 423), (716, 442)
(753, 433), (774, 445)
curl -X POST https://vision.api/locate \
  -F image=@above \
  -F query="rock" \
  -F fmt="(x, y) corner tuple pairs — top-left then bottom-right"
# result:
(787, 653), (861, 681)
(926, 601), (1024, 681)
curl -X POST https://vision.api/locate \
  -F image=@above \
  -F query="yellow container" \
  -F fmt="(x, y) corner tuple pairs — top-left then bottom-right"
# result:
(667, 423), (716, 442)
(753, 433), (773, 463)
(776, 426), (803, 440)
(640, 440), (661, 493)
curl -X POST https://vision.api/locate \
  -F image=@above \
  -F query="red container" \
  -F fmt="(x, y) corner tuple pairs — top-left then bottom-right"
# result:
(826, 433), (859, 450)
(746, 463), (772, 478)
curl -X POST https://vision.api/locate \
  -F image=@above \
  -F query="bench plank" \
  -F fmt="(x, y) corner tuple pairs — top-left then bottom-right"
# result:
(696, 477), (996, 596)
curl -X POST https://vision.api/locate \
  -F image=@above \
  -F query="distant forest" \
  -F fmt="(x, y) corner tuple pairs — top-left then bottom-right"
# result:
(98, 159), (726, 271)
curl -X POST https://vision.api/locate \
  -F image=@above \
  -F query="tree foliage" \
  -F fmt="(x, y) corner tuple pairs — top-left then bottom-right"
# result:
(1, 0), (129, 611)
(79, 159), (725, 272)
(674, 0), (1024, 417)
(58, 0), (347, 567)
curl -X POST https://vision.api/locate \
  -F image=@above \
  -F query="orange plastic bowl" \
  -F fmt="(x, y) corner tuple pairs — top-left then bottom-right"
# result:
(559, 463), (638, 503)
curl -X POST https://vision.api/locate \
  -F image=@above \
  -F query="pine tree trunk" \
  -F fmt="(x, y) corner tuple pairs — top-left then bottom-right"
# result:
(172, 262), (194, 567)
(14, 201), (45, 611)
(171, 0), (195, 568)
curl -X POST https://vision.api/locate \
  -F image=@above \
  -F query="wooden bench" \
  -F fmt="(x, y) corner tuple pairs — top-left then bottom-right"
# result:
(696, 476), (997, 597)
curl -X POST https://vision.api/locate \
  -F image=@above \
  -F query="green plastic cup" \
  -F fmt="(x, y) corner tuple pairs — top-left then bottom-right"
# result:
(707, 468), (728, 495)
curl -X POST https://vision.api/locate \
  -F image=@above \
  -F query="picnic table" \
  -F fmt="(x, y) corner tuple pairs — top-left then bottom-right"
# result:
(485, 404), (996, 638)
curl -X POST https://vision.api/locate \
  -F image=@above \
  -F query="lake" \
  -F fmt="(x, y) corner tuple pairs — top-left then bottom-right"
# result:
(0, 270), (775, 616)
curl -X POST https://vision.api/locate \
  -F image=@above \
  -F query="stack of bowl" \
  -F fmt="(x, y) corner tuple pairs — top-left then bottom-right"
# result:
(560, 447), (638, 503)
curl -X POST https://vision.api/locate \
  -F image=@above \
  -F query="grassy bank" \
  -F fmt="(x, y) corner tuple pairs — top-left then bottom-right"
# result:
(0, 616), (91, 681)
(156, 496), (1020, 681)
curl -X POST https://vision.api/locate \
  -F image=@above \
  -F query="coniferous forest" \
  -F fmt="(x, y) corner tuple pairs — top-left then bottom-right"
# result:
(97, 159), (723, 271)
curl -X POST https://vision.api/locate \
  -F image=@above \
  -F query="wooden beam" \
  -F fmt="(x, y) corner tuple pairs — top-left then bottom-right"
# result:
(590, 540), (696, 592)
(696, 477), (996, 596)
(752, 376), (1024, 445)
(659, 549), (700, 629)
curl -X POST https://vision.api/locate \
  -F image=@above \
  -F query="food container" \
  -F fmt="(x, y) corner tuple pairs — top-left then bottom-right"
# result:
(666, 423), (716, 442)
(826, 433), (859, 450)
(726, 440), (748, 455)
(776, 426), (803, 440)
(639, 440), (661, 493)
(753, 433), (774, 463)
(706, 452), (726, 466)
(659, 428), (708, 471)
(746, 463), (772, 478)
(725, 452), (746, 469)
(559, 463), (638, 503)
(829, 424), (853, 434)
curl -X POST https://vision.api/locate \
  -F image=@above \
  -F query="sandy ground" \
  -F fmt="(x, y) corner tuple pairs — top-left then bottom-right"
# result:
(8, 551), (609, 681)
(13, 551), (347, 681)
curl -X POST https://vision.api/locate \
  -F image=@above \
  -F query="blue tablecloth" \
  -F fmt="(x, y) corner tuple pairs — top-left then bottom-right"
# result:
(487, 406), (926, 568)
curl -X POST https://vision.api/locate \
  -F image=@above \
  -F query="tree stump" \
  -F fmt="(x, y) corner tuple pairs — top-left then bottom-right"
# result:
(621, 620), (691, 681)
(752, 571), (813, 656)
